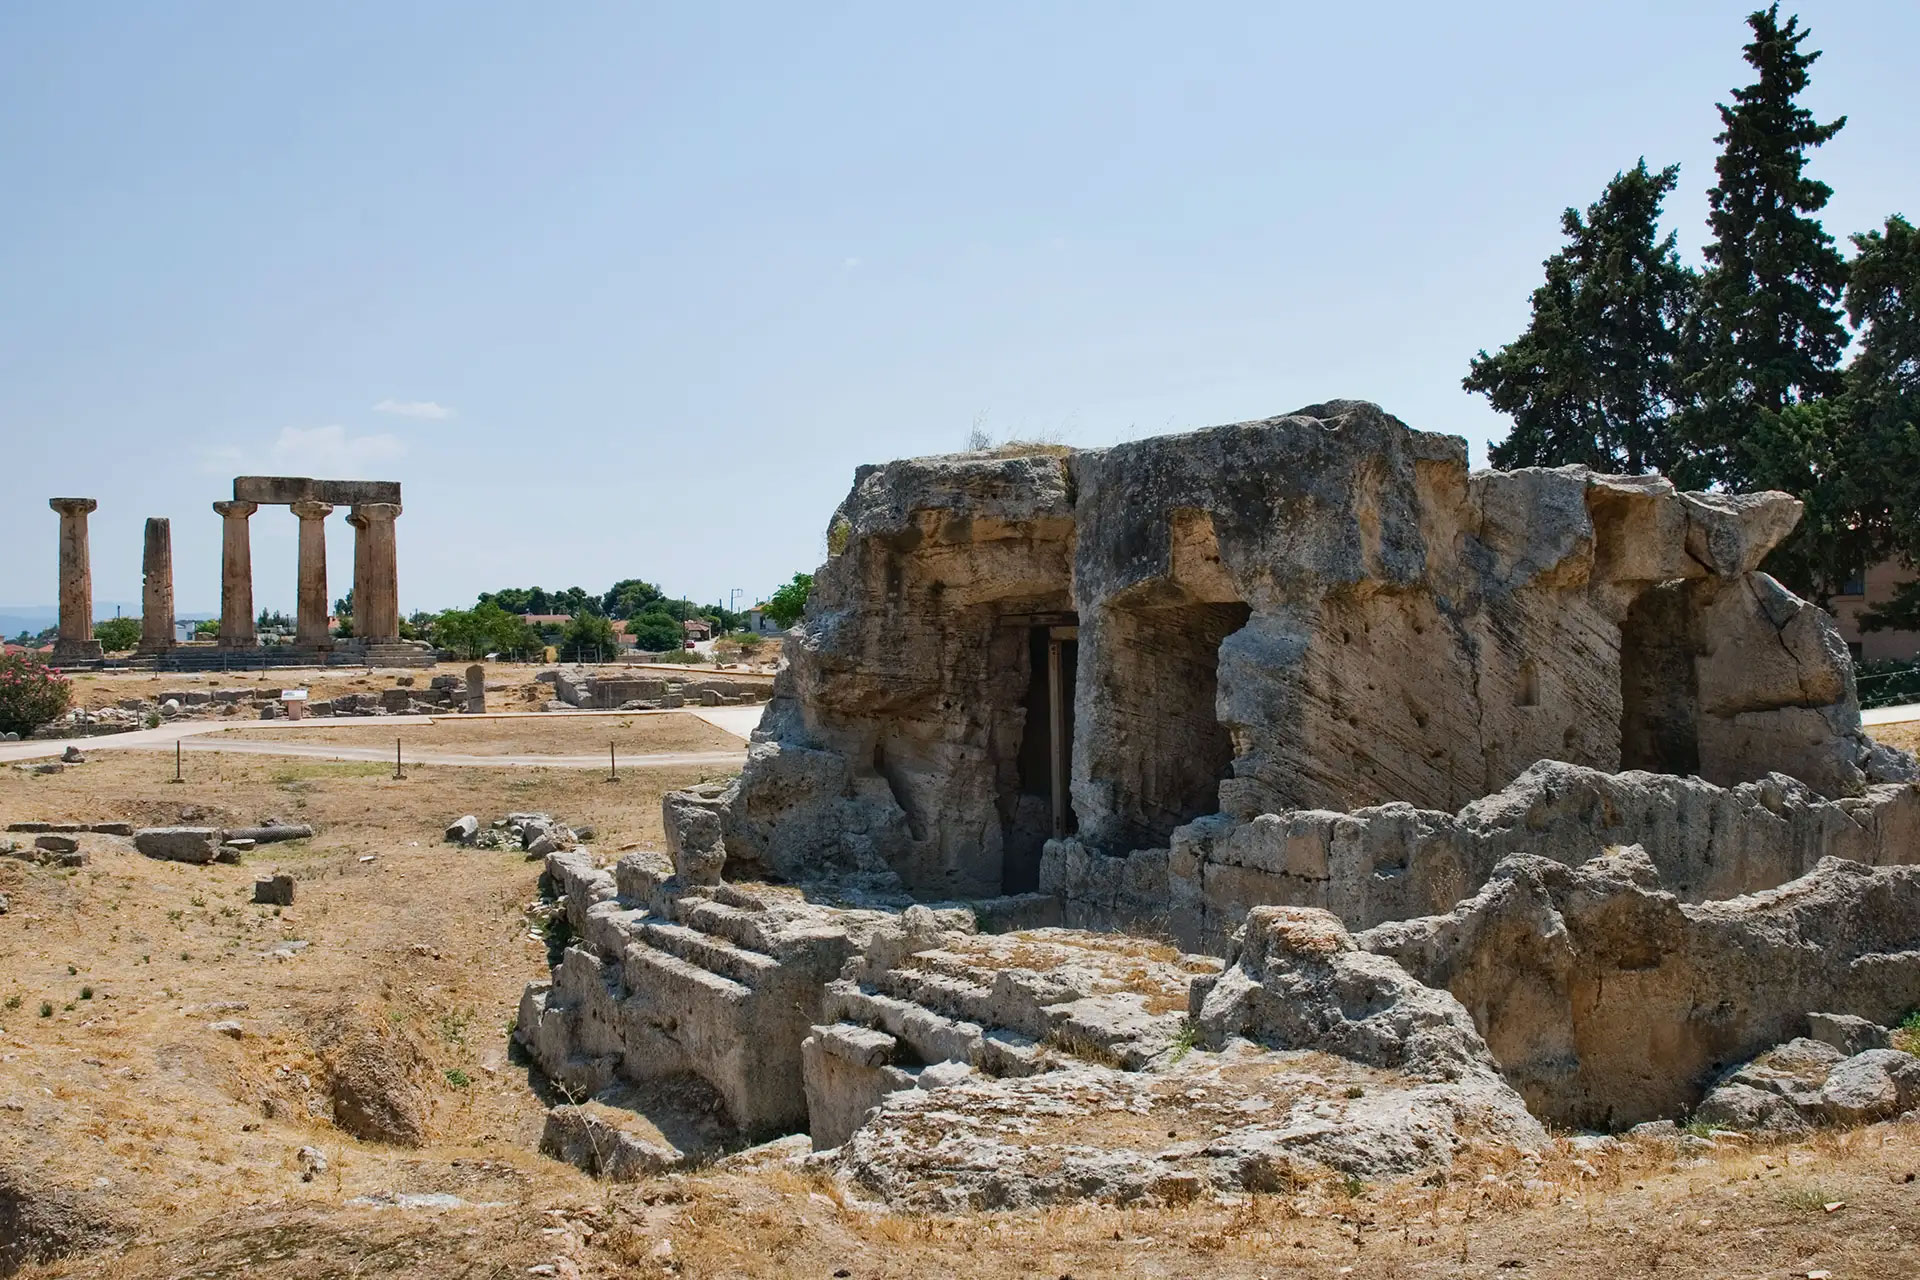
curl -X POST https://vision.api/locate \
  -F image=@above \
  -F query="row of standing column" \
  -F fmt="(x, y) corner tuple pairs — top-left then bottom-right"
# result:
(214, 500), (403, 647)
(44, 497), (402, 657)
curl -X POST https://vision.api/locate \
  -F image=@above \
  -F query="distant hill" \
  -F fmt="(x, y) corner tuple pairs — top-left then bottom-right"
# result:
(0, 604), (212, 638)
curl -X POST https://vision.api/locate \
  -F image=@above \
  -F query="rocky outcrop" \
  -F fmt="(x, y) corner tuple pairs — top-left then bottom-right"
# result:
(531, 401), (1920, 1196)
(1357, 848), (1920, 1129)
(1191, 907), (1511, 1086)
(517, 848), (904, 1140)
(695, 400), (1898, 903)
(833, 905), (1540, 1210)
(1695, 1038), (1920, 1132)
(1044, 760), (1920, 949)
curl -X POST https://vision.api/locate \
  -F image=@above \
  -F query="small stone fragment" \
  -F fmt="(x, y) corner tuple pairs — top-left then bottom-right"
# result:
(253, 874), (295, 906)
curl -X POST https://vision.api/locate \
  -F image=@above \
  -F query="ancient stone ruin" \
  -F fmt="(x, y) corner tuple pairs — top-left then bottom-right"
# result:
(45, 475), (430, 669)
(520, 401), (1920, 1206)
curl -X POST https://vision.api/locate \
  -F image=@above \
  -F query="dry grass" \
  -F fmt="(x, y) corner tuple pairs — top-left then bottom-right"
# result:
(210, 711), (747, 757)
(5, 730), (1920, 1275)
(0, 744), (737, 1278)
(1872, 719), (1920, 756)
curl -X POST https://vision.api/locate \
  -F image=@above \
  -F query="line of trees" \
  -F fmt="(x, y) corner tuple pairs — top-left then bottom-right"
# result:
(1467, 6), (1919, 626)
(423, 578), (789, 660)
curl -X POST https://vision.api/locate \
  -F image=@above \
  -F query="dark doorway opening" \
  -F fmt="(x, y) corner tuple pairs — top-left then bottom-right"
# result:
(1004, 620), (1077, 892)
(1619, 581), (1701, 775)
(1099, 598), (1251, 851)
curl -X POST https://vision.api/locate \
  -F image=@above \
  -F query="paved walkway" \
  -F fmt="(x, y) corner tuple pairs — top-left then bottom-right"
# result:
(0, 705), (758, 771)
(687, 704), (765, 739)
(162, 738), (746, 771)
(1862, 702), (1920, 727)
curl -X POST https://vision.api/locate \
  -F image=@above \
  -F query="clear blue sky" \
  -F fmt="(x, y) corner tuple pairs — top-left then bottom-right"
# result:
(3, 1), (1915, 618)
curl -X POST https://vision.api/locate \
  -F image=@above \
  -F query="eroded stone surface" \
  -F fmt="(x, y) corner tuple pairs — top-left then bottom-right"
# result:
(527, 401), (1920, 1197)
(834, 1044), (1541, 1211)
(1045, 761), (1920, 948)
(1357, 849), (1920, 1128)
(1696, 1040), (1920, 1131)
(702, 401), (1890, 903)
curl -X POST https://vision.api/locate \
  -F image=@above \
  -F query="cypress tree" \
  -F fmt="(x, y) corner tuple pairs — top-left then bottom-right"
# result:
(1680, 4), (1848, 490)
(1468, 161), (1695, 473)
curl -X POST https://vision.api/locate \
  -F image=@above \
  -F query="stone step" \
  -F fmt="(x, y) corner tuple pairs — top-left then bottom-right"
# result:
(620, 938), (752, 1007)
(636, 920), (780, 988)
(825, 980), (984, 1066)
(866, 963), (1000, 1030)
(676, 897), (775, 952)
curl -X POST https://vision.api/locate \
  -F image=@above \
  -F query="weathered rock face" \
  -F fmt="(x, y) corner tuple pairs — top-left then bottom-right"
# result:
(832, 905), (1541, 1211)
(1356, 848), (1920, 1129)
(533, 401), (1920, 1197)
(710, 401), (1895, 902)
(517, 848), (904, 1141)
(1043, 760), (1920, 949)
(1694, 1038), (1920, 1132)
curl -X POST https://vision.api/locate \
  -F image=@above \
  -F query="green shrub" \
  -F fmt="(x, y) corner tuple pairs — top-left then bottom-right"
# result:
(0, 653), (72, 737)
(558, 613), (619, 663)
(92, 616), (141, 652)
(764, 572), (814, 626)
(626, 611), (685, 652)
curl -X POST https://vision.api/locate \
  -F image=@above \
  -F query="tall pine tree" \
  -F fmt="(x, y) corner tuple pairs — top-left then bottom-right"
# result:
(1467, 161), (1696, 473)
(1679, 4), (1849, 491)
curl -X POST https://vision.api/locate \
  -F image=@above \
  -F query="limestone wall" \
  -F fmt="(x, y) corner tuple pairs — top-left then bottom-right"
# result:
(714, 399), (1904, 910)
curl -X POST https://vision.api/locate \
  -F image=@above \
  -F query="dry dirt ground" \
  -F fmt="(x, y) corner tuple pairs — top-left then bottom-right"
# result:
(3, 720), (1919, 1277)
(210, 713), (746, 758)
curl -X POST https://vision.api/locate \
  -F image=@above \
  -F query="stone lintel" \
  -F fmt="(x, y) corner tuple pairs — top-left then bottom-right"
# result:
(234, 476), (401, 506)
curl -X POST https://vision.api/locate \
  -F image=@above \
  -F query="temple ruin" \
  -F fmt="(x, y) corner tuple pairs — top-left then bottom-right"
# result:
(44, 476), (430, 668)
(519, 401), (1920, 1201)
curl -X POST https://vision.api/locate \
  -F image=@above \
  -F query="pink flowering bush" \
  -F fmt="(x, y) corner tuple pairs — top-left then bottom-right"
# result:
(0, 653), (71, 737)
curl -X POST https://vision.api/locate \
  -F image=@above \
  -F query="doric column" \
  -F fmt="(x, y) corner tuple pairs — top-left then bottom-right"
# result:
(48, 499), (103, 661)
(290, 500), (334, 650)
(139, 517), (174, 653)
(347, 502), (401, 642)
(213, 500), (258, 647)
